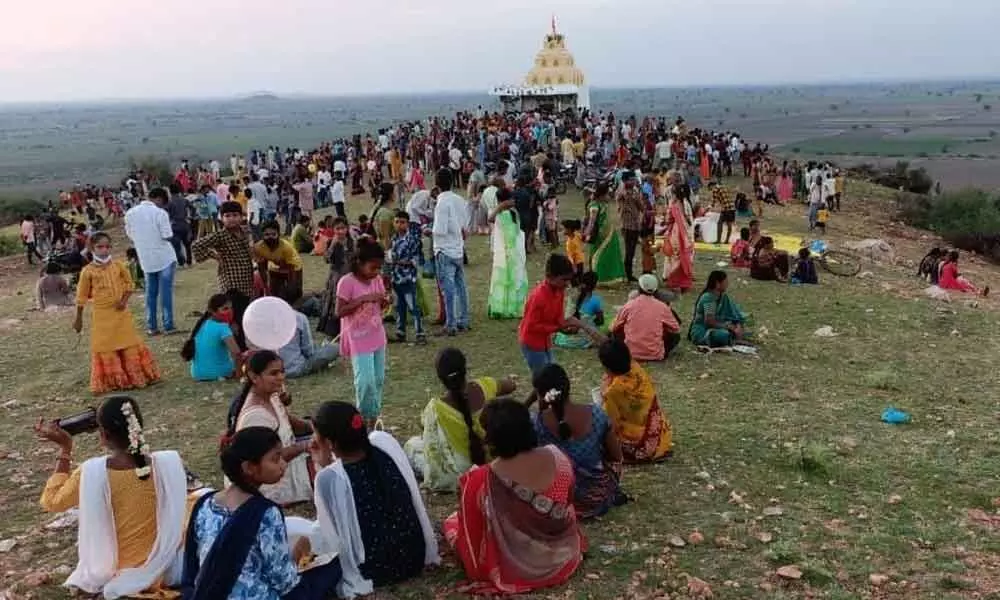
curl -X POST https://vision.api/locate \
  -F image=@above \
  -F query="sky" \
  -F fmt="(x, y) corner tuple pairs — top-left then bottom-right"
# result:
(3, 0), (999, 103)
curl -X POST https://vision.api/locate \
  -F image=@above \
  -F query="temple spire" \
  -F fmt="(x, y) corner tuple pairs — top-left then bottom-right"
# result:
(551, 15), (557, 35)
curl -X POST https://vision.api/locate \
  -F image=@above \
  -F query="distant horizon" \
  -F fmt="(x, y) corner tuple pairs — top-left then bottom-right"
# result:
(1, 76), (999, 109)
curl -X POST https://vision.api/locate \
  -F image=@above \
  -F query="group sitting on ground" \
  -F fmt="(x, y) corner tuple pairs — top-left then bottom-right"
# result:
(918, 248), (990, 297)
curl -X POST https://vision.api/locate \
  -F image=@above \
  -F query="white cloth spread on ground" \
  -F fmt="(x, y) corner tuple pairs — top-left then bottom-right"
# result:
(67, 451), (186, 599)
(313, 431), (440, 599)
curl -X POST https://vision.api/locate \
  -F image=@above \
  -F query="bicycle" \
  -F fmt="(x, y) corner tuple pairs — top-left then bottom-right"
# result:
(804, 239), (862, 277)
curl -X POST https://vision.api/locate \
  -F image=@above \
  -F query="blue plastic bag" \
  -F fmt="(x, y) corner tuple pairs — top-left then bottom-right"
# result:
(810, 239), (828, 255)
(881, 407), (911, 425)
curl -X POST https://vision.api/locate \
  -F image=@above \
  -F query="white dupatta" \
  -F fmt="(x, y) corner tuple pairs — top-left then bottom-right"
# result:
(66, 450), (187, 599)
(314, 431), (440, 599)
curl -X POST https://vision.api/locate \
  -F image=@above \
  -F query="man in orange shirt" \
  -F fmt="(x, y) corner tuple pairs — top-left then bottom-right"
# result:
(612, 274), (681, 361)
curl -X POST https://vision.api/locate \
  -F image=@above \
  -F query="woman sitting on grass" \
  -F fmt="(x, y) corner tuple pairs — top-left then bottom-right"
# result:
(182, 293), (243, 382)
(443, 399), (585, 595)
(939, 250), (990, 297)
(311, 401), (439, 598)
(227, 351), (313, 506)
(405, 348), (517, 492)
(182, 427), (342, 600)
(532, 364), (625, 519)
(688, 270), (751, 348)
(750, 236), (789, 282)
(597, 339), (673, 463)
(36, 396), (189, 599)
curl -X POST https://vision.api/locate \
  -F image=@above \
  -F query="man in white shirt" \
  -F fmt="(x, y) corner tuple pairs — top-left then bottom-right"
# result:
(448, 146), (463, 184)
(316, 167), (332, 208)
(331, 173), (346, 218)
(124, 187), (177, 335)
(406, 187), (438, 271)
(432, 169), (469, 336)
(654, 136), (672, 169)
(246, 173), (270, 221)
(333, 159), (347, 177)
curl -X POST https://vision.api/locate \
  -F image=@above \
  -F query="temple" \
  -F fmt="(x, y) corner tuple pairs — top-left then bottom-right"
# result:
(489, 19), (590, 114)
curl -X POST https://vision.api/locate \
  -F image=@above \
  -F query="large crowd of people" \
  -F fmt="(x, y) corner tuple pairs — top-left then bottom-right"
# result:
(27, 104), (989, 599)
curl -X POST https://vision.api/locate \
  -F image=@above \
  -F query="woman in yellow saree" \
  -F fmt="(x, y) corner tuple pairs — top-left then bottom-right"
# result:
(597, 338), (673, 463)
(404, 348), (517, 492)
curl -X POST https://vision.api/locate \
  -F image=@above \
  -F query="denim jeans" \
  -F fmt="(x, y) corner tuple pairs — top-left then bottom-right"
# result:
(435, 252), (469, 332)
(144, 261), (176, 332)
(393, 281), (424, 338)
(521, 344), (554, 376)
(807, 203), (820, 229)
(351, 348), (386, 420)
(170, 227), (191, 266)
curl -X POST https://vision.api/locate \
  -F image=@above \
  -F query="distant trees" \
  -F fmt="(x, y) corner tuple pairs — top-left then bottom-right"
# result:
(898, 188), (1000, 261)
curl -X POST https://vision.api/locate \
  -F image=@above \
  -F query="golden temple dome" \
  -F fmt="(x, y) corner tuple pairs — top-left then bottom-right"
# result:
(523, 23), (585, 87)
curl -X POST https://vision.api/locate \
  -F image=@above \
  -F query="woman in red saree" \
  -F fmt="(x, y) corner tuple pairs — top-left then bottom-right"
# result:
(443, 399), (585, 595)
(699, 149), (711, 181)
(661, 190), (694, 293)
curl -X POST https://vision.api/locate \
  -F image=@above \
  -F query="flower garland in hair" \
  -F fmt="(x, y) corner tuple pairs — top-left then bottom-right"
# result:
(120, 401), (151, 478)
(543, 389), (561, 409)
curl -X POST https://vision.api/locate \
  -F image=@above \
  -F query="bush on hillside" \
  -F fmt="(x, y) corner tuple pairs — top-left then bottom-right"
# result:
(847, 161), (933, 194)
(127, 156), (172, 187)
(898, 189), (1000, 261)
(0, 195), (46, 227)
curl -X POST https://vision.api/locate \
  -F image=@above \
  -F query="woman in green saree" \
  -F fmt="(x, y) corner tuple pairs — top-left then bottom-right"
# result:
(585, 182), (627, 286)
(487, 187), (529, 319)
(688, 270), (751, 347)
(404, 348), (517, 492)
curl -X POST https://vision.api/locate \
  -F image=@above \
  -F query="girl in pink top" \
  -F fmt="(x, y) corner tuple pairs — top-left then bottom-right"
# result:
(336, 237), (390, 428)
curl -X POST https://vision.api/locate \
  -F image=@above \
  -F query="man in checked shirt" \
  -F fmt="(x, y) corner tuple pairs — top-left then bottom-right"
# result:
(615, 170), (646, 283)
(710, 181), (736, 245)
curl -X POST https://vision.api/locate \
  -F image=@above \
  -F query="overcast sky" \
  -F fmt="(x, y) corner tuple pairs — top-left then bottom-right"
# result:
(3, 0), (998, 103)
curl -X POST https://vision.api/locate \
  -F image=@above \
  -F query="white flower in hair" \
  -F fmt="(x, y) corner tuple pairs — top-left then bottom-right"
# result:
(543, 389), (562, 406)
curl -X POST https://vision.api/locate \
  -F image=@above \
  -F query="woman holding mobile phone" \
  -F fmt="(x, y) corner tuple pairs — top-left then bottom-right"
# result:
(34, 396), (192, 599)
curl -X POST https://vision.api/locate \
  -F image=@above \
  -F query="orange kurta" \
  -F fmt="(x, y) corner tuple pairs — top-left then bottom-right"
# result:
(76, 260), (160, 393)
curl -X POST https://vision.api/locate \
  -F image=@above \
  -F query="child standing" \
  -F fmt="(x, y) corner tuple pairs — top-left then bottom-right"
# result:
(390, 210), (426, 345)
(336, 238), (390, 429)
(542, 189), (559, 248)
(518, 254), (581, 376)
(73, 232), (161, 394)
(125, 247), (144, 290)
(562, 219), (585, 282)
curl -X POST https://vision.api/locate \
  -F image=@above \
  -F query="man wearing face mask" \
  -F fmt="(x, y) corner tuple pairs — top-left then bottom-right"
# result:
(616, 170), (645, 283)
(253, 220), (304, 301)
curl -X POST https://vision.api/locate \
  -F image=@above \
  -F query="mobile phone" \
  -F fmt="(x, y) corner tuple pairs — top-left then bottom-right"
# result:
(57, 408), (99, 436)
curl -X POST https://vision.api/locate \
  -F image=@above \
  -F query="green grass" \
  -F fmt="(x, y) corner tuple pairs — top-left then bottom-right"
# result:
(790, 134), (973, 158)
(1, 181), (999, 598)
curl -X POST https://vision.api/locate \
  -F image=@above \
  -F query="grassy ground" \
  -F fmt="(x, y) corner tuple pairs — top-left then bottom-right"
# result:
(0, 179), (998, 599)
